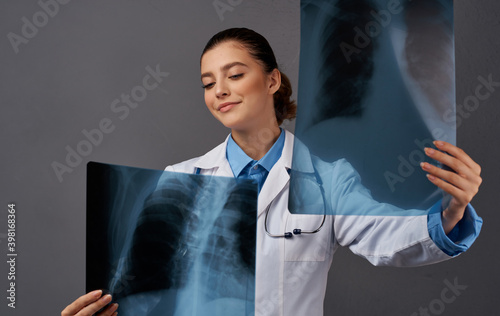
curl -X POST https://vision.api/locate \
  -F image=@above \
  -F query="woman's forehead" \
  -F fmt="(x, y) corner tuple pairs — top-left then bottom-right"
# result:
(200, 41), (255, 71)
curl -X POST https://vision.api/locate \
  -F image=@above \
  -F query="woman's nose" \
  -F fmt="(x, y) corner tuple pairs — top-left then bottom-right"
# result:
(215, 81), (230, 98)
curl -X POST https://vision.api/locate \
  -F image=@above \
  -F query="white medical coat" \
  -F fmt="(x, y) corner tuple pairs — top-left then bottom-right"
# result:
(165, 130), (456, 316)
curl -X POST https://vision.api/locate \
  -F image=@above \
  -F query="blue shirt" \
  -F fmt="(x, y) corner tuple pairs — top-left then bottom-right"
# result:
(427, 203), (482, 256)
(226, 128), (285, 193)
(225, 129), (480, 256)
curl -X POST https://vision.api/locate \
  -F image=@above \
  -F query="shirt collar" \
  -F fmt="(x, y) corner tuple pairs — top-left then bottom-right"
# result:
(226, 128), (285, 177)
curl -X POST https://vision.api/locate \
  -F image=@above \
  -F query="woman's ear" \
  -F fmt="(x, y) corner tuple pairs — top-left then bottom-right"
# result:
(268, 68), (281, 95)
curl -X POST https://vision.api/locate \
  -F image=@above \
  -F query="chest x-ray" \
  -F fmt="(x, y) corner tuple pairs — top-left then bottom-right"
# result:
(86, 162), (257, 316)
(291, 0), (455, 214)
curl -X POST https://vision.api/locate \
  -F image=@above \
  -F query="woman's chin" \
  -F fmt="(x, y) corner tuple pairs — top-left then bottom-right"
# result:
(218, 118), (245, 131)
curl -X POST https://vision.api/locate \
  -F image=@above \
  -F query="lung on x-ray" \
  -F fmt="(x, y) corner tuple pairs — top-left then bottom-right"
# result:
(290, 0), (456, 214)
(86, 162), (257, 316)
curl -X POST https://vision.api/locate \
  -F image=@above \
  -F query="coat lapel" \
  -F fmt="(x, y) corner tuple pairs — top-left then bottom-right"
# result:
(191, 130), (315, 217)
(192, 135), (234, 177)
(257, 160), (290, 217)
(258, 130), (314, 216)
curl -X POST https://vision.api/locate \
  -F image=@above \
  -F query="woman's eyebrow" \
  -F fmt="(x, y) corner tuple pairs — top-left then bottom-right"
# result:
(201, 61), (249, 79)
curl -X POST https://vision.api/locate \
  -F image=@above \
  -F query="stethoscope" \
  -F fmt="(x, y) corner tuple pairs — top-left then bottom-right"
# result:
(264, 165), (327, 239)
(195, 166), (328, 239)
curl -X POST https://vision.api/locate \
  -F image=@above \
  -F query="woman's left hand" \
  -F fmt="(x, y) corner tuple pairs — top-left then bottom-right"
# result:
(420, 140), (482, 234)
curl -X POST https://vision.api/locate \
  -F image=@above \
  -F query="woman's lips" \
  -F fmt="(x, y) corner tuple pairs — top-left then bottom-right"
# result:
(218, 101), (240, 113)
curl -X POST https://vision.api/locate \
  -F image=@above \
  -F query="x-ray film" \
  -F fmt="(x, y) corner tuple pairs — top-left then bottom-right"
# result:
(86, 162), (257, 316)
(290, 0), (455, 215)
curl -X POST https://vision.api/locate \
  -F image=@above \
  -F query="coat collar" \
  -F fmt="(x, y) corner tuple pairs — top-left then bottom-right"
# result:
(192, 130), (315, 216)
(192, 134), (233, 177)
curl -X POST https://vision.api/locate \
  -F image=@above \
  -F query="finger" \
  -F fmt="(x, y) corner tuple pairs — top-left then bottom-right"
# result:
(97, 302), (118, 316)
(424, 147), (483, 189)
(78, 294), (113, 316)
(424, 147), (478, 181)
(420, 162), (472, 192)
(62, 290), (103, 316)
(433, 141), (481, 175)
(425, 174), (470, 206)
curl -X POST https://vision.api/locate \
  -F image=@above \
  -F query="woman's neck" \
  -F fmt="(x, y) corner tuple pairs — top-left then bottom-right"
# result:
(231, 124), (281, 161)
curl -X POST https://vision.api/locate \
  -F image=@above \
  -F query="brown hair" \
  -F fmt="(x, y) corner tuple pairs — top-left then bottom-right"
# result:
(201, 28), (297, 125)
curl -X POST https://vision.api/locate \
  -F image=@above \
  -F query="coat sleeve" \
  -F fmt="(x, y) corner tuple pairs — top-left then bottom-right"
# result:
(327, 159), (480, 267)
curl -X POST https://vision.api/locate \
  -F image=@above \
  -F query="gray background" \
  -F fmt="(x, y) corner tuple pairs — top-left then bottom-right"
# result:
(0, 0), (498, 315)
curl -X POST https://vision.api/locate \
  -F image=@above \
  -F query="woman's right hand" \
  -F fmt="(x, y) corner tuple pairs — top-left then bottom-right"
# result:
(61, 290), (118, 316)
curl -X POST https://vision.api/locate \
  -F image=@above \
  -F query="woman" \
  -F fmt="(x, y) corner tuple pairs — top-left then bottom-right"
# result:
(62, 28), (482, 316)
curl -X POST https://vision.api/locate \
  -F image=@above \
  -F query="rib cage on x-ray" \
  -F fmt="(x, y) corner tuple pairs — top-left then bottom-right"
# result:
(310, 0), (377, 124)
(116, 174), (256, 297)
(116, 174), (256, 315)
(402, 0), (455, 136)
(292, 0), (456, 211)
(86, 163), (257, 316)
(301, 0), (454, 132)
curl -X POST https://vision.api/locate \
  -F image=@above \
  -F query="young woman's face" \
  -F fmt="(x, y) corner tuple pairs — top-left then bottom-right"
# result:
(200, 41), (280, 132)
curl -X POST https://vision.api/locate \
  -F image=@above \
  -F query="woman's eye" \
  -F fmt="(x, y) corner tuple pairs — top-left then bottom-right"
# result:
(202, 82), (214, 89)
(229, 74), (243, 79)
